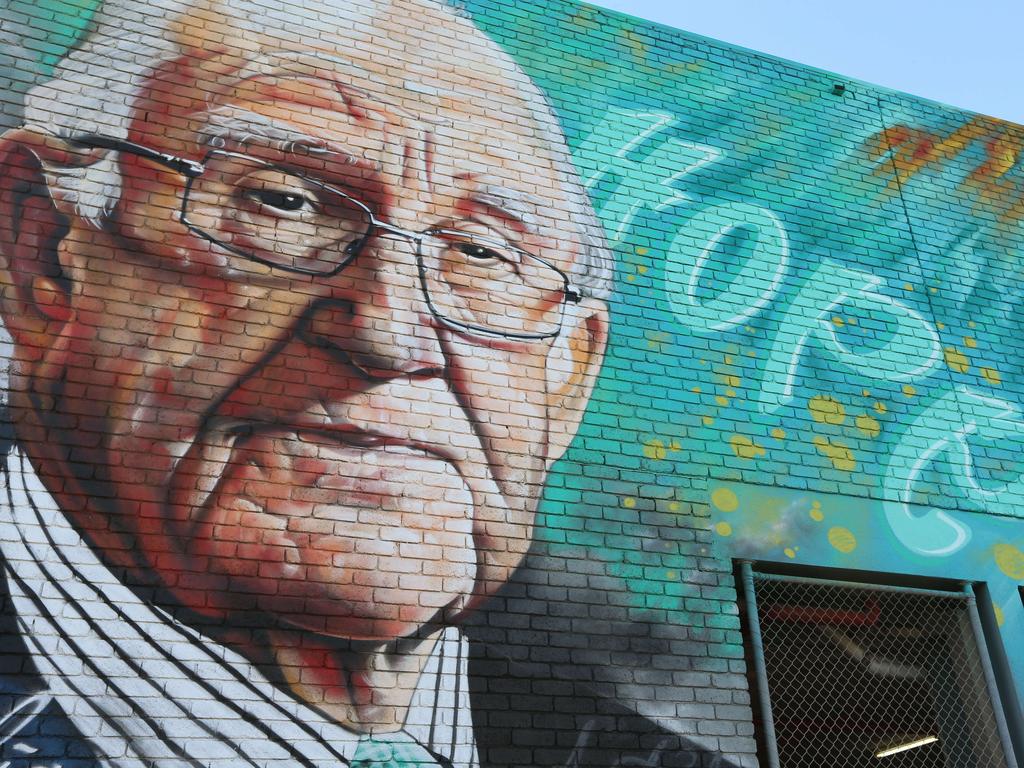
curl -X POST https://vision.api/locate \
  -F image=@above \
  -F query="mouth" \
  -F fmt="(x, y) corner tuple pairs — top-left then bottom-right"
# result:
(207, 416), (464, 466)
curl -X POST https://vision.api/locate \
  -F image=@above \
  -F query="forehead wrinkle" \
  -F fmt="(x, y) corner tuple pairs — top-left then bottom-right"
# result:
(217, 49), (452, 128)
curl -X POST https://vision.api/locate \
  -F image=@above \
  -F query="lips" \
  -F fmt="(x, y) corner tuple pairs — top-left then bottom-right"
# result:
(269, 420), (462, 465)
(211, 392), (469, 460)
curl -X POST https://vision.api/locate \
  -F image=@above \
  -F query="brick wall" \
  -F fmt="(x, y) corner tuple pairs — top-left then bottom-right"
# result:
(0, 1), (1021, 766)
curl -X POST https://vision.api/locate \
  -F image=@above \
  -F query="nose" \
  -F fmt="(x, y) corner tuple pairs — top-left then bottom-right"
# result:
(300, 234), (447, 378)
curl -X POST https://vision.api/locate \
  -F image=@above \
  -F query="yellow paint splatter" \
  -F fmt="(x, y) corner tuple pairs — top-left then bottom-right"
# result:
(771, 428), (786, 440)
(832, 316), (845, 327)
(902, 282), (914, 291)
(848, 318), (858, 325)
(808, 395), (846, 425)
(643, 439), (667, 460)
(724, 356), (733, 364)
(784, 548), (797, 559)
(702, 416), (714, 426)
(715, 395), (730, 407)
(714, 522), (733, 536)
(723, 374), (741, 387)
(729, 435), (766, 460)
(623, 497), (636, 509)
(902, 385), (917, 397)
(874, 401), (888, 414)
(569, 7), (601, 29)
(711, 488), (739, 512)
(691, 386), (701, 394)
(862, 389), (871, 397)
(994, 543), (1024, 580)
(994, 603), (1005, 626)
(968, 320), (977, 329)
(669, 440), (681, 451)
(664, 60), (703, 75)
(666, 571), (677, 580)
(936, 321), (945, 330)
(626, 275), (636, 282)
(810, 500), (824, 520)
(636, 247), (649, 256)
(622, 29), (648, 59)
(813, 436), (857, 471)
(929, 286), (938, 294)
(669, 502), (680, 512)
(645, 332), (670, 353)
(637, 265), (648, 274)
(964, 336), (977, 348)
(982, 367), (1002, 386)
(856, 414), (882, 439)
(725, 388), (737, 397)
(944, 346), (970, 374)
(828, 526), (858, 553)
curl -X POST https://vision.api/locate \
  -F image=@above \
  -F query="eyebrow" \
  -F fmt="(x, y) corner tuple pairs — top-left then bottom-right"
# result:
(466, 182), (543, 235)
(218, 49), (452, 128)
(198, 108), (366, 166)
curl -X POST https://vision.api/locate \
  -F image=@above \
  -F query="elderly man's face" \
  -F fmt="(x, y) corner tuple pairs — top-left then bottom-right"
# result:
(0, 6), (607, 643)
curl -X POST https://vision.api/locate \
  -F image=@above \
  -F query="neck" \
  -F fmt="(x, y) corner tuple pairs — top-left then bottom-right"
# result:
(251, 626), (444, 733)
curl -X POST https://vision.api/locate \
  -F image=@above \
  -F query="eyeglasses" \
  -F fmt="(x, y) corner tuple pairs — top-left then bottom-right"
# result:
(70, 136), (583, 340)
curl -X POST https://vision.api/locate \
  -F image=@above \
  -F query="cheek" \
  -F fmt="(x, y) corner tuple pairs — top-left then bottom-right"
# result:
(58, 276), (302, 495)
(451, 344), (553, 485)
(444, 343), (552, 603)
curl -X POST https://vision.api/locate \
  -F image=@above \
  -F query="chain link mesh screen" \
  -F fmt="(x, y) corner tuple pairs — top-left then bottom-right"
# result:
(749, 573), (1011, 768)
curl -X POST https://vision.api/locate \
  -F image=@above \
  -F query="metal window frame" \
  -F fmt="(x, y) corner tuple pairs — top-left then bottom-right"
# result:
(739, 562), (1020, 768)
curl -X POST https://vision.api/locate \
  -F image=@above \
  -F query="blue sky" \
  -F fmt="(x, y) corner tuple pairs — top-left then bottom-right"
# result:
(586, 0), (1024, 125)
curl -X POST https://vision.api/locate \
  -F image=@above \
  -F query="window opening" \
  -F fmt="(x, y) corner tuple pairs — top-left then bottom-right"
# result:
(740, 564), (1018, 768)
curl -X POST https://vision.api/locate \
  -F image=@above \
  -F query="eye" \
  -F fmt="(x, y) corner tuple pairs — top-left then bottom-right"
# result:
(245, 188), (316, 213)
(457, 242), (509, 262)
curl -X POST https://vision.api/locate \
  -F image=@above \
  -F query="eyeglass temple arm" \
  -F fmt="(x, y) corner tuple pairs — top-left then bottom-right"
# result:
(69, 135), (205, 179)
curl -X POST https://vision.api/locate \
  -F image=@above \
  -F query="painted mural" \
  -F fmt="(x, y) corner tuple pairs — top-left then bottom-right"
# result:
(1, 0), (1023, 766)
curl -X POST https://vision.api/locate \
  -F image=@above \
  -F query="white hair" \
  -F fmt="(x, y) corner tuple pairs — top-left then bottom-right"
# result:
(21, 0), (613, 298)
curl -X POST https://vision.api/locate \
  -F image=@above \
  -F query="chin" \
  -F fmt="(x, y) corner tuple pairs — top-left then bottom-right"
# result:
(156, 540), (478, 642)
(268, 564), (478, 642)
(275, 604), (457, 644)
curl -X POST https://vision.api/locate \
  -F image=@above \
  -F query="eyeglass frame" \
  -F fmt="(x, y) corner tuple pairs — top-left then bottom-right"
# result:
(68, 134), (584, 341)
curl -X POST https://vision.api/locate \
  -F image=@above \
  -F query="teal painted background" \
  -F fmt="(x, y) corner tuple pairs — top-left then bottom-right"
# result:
(461, 0), (1024, 692)
(6, 0), (1024, 711)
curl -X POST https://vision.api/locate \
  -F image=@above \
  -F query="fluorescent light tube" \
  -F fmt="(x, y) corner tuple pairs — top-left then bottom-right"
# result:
(875, 736), (939, 758)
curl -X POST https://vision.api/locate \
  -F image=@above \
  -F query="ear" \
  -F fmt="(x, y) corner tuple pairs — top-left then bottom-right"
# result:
(544, 297), (609, 466)
(0, 129), (94, 358)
